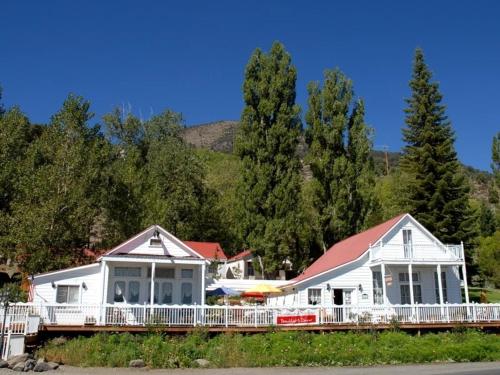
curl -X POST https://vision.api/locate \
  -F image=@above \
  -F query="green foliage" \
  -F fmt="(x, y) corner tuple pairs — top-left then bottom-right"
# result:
(305, 68), (376, 249)
(478, 202), (496, 236)
(7, 95), (109, 274)
(474, 231), (500, 288)
(401, 49), (476, 249)
(102, 109), (225, 246)
(492, 132), (500, 186)
(38, 330), (500, 368)
(234, 42), (307, 275)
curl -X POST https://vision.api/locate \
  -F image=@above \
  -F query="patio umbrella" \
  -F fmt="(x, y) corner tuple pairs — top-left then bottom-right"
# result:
(207, 287), (240, 297)
(244, 284), (282, 294)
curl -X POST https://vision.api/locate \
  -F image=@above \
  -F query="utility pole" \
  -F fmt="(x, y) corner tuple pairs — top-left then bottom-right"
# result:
(376, 145), (390, 175)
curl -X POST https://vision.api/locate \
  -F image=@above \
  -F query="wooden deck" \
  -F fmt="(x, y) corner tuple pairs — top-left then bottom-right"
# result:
(39, 321), (500, 334)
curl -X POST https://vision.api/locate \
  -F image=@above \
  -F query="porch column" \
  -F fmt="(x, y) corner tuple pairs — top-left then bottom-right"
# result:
(436, 264), (444, 305)
(381, 263), (387, 305)
(408, 264), (414, 305)
(201, 263), (206, 306)
(462, 261), (470, 304)
(150, 262), (156, 307)
(100, 260), (107, 304)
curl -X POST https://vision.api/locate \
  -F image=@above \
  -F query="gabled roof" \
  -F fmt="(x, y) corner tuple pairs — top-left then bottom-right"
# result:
(291, 213), (407, 286)
(182, 241), (227, 260)
(228, 249), (252, 262)
(100, 225), (206, 260)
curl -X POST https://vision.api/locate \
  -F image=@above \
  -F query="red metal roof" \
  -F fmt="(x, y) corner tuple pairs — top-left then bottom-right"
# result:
(228, 249), (252, 261)
(291, 213), (407, 285)
(183, 241), (227, 260)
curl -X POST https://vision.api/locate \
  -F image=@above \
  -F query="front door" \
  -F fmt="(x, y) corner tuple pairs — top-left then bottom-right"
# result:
(333, 289), (343, 305)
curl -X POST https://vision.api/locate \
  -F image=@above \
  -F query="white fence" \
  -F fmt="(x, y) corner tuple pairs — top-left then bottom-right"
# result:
(1, 303), (500, 328)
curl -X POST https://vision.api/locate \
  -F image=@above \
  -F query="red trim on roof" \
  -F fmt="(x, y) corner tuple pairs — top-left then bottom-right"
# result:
(228, 249), (252, 261)
(291, 213), (407, 285)
(182, 241), (227, 260)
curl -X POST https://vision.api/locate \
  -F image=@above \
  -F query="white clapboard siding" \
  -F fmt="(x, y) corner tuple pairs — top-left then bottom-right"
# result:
(33, 264), (101, 305)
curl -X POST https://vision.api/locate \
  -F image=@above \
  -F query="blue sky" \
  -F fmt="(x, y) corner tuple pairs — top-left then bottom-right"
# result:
(1, 1), (498, 171)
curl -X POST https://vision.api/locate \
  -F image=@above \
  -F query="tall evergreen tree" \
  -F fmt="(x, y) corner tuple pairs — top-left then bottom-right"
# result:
(235, 42), (305, 275)
(401, 49), (475, 246)
(305, 69), (375, 251)
(492, 132), (500, 186)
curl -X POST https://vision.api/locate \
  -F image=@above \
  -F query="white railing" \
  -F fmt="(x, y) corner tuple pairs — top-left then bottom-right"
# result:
(370, 243), (463, 262)
(2, 302), (499, 328)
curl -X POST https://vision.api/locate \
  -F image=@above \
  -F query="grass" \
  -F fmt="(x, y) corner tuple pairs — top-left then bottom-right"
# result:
(38, 330), (500, 368)
(469, 288), (500, 303)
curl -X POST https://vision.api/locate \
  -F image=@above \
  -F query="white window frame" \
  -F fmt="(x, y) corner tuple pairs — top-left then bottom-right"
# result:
(55, 285), (80, 304)
(307, 288), (322, 305)
(399, 272), (422, 304)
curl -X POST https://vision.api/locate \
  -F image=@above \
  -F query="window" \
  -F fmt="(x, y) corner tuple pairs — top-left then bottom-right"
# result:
(147, 282), (159, 304)
(344, 290), (352, 305)
(372, 271), (383, 304)
(153, 268), (175, 279)
(434, 271), (448, 303)
(128, 281), (140, 303)
(181, 282), (192, 304)
(150, 238), (162, 247)
(247, 261), (255, 277)
(402, 229), (413, 258)
(399, 272), (422, 304)
(181, 269), (193, 279)
(308, 288), (322, 305)
(114, 267), (141, 277)
(114, 281), (126, 303)
(56, 285), (79, 303)
(161, 282), (173, 304)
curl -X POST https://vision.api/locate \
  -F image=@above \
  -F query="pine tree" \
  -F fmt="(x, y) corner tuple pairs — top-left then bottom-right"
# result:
(401, 49), (475, 246)
(305, 69), (375, 250)
(492, 132), (500, 186)
(235, 42), (305, 275)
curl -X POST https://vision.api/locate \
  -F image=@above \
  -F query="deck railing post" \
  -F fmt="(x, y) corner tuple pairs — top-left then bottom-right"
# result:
(143, 302), (147, 326)
(225, 305), (228, 328)
(415, 304), (420, 324)
(472, 303), (477, 322)
(254, 305), (258, 328)
(446, 304), (450, 323)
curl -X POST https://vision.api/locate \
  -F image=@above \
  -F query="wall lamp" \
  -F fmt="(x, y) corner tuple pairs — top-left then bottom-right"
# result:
(51, 281), (56, 289)
(82, 282), (87, 290)
(358, 284), (363, 292)
(326, 283), (331, 291)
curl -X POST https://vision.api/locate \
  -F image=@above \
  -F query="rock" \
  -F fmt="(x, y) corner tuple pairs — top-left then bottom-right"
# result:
(24, 359), (37, 371)
(12, 362), (25, 372)
(33, 362), (52, 372)
(8, 354), (29, 369)
(129, 359), (145, 368)
(36, 358), (45, 364)
(47, 362), (59, 370)
(194, 359), (210, 368)
(0, 359), (8, 368)
(50, 337), (67, 347)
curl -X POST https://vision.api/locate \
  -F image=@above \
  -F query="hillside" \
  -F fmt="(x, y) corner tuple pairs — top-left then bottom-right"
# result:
(182, 120), (495, 202)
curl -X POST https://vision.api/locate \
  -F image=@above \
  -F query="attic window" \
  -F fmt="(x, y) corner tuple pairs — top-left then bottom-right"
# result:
(150, 238), (162, 247)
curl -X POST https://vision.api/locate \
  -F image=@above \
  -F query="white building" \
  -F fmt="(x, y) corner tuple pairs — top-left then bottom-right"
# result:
(268, 213), (469, 307)
(32, 225), (212, 306)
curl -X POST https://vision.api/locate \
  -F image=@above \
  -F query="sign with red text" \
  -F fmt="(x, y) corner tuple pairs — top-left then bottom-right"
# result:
(276, 314), (317, 325)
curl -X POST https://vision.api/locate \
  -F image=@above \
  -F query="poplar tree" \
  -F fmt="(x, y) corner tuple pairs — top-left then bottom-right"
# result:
(305, 69), (375, 250)
(401, 49), (475, 246)
(235, 42), (304, 275)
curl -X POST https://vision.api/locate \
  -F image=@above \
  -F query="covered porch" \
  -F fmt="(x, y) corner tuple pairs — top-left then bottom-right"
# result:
(100, 255), (207, 307)
(371, 260), (469, 306)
